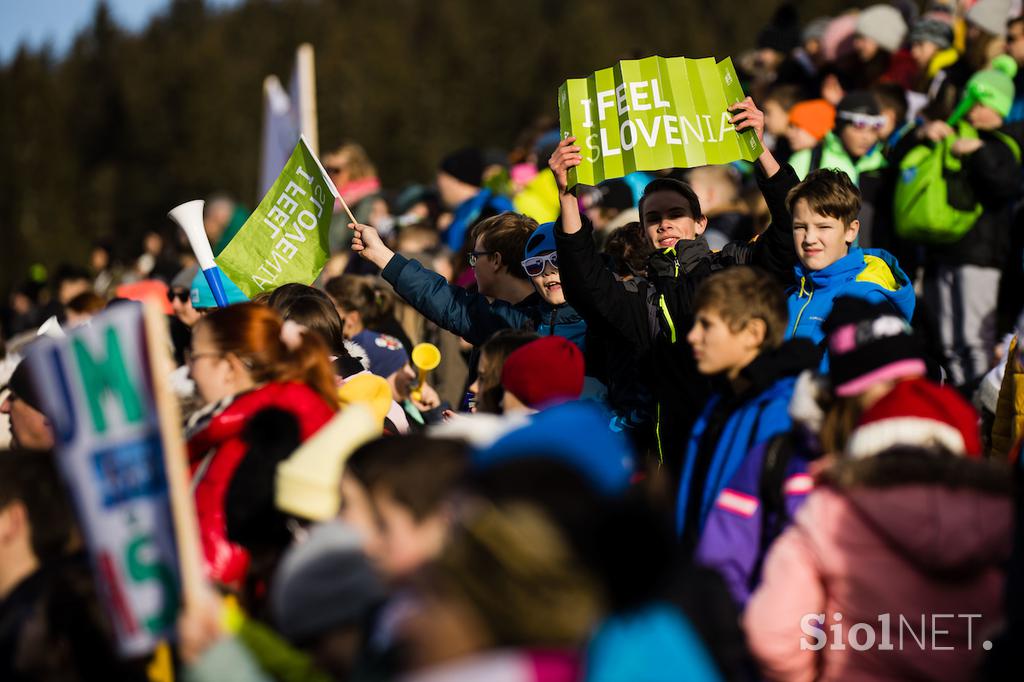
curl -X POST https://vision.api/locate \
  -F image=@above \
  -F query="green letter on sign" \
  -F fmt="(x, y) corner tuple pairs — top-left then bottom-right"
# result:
(73, 327), (144, 433)
(127, 534), (178, 634)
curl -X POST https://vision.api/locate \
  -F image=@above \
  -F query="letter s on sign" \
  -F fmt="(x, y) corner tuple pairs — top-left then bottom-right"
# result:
(800, 613), (827, 651)
(585, 134), (601, 163)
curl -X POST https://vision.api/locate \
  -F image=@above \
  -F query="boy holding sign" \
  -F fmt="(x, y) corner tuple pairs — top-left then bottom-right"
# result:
(551, 97), (799, 481)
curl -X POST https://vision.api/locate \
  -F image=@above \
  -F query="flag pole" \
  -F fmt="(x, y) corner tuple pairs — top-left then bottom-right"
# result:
(142, 302), (209, 609)
(301, 134), (359, 225)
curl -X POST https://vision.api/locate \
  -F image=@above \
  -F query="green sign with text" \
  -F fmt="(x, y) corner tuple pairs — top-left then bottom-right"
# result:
(558, 56), (762, 188)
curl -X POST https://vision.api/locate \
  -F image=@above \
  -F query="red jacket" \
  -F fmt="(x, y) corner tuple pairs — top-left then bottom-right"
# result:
(187, 382), (334, 586)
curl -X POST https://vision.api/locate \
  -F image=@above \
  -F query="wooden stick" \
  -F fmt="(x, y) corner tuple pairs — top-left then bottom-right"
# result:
(338, 194), (358, 227)
(142, 302), (209, 609)
(300, 134), (358, 226)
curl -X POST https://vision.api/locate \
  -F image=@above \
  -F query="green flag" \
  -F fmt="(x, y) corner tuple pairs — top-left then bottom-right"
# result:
(216, 136), (339, 297)
(558, 56), (762, 189)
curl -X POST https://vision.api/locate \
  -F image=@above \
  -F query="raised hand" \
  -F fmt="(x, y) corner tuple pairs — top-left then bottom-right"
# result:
(177, 595), (224, 665)
(951, 137), (983, 157)
(351, 222), (395, 269)
(549, 136), (583, 196)
(729, 96), (767, 146)
(412, 381), (441, 411)
(729, 96), (780, 178)
(922, 120), (956, 143)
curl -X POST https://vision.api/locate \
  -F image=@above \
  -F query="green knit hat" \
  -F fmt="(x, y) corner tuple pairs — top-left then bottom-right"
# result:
(950, 55), (1018, 124)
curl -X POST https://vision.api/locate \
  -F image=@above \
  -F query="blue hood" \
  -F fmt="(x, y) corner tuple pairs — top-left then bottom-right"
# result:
(787, 247), (915, 345)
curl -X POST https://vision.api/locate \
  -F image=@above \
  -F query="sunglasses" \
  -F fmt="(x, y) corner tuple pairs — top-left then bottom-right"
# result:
(167, 289), (190, 303)
(521, 252), (559, 277)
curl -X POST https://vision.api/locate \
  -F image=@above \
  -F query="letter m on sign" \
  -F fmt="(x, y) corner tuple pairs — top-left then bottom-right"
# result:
(72, 327), (144, 434)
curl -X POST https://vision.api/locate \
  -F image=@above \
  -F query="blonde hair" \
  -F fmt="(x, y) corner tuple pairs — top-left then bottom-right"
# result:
(322, 142), (377, 181)
(429, 502), (602, 646)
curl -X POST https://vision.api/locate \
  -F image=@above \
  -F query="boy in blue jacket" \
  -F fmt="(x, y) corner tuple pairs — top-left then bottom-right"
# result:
(676, 266), (819, 562)
(777, 168), (915, 346)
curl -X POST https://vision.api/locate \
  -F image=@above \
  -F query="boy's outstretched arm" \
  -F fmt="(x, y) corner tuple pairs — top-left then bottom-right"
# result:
(550, 136), (585, 235)
(730, 97), (781, 178)
(351, 221), (396, 270)
(353, 222), (522, 345)
(549, 137), (652, 348)
(731, 97), (800, 283)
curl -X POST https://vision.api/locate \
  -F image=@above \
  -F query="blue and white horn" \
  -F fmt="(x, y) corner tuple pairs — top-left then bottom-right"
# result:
(167, 200), (229, 308)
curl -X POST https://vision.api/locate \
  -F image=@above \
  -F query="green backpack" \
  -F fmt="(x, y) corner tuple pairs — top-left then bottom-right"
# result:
(894, 121), (1020, 244)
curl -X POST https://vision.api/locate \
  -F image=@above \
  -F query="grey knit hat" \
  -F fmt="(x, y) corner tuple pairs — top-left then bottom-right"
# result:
(270, 521), (386, 643)
(966, 0), (1013, 36)
(803, 16), (833, 43)
(909, 18), (954, 49)
(171, 264), (199, 291)
(856, 4), (909, 52)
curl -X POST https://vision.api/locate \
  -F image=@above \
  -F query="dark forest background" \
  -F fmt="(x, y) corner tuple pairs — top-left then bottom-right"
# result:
(0, 0), (869, 290)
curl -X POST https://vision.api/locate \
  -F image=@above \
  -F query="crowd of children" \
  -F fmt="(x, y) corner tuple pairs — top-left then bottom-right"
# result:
(3, 1), (1024, 680)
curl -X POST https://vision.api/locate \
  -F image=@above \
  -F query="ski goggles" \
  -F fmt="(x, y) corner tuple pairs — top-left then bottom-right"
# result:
(837, 111), (887, 131)
(521, 252), (559, 277)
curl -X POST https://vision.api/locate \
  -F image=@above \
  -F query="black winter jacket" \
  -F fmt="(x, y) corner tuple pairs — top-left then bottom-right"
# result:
(555, 163), (800, 481)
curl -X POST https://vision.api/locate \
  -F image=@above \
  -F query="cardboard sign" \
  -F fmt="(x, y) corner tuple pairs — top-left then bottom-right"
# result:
(24, 303), (193, 656)
(558, 56), (762, 188)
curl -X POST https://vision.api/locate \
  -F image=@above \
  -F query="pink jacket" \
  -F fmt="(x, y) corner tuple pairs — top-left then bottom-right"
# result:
(744, 453), (1013, 682)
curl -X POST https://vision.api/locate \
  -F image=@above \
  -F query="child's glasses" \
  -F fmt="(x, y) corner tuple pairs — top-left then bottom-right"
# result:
(521, 252), (559, 277)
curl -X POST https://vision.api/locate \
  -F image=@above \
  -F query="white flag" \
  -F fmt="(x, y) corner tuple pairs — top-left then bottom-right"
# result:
(258, 43), (319, 195)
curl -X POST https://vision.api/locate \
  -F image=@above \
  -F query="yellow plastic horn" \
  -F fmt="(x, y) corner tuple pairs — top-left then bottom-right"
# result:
(410, 343), (441, 402)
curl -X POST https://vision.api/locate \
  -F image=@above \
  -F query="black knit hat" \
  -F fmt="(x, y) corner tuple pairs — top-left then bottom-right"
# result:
(837, 91), (881, 117)
(757, 3), (801, 53)
(4, 362), (45, 414)
(822, 296), (925, 397)
(834, 91), (884, 132)
(439, 148), (485, 187)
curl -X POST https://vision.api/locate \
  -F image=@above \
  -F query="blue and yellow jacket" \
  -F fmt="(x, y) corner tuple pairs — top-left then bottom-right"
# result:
(786, 247), (915, 347)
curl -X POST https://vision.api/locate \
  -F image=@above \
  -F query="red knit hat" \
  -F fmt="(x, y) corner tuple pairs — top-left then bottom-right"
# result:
(846, 377), (982, 459)
(500, 336), (584, 409)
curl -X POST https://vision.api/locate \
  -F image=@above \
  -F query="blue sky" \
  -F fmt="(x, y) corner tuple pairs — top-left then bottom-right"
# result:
(0, 0), (240, 63)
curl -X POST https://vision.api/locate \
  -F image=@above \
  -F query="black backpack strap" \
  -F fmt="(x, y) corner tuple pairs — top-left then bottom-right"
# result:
(747, 431), (796, 593)
(810, 142), (825, 173)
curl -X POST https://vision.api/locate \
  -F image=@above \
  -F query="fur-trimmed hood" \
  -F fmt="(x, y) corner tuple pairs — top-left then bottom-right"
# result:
(817, 450), (1013, 576)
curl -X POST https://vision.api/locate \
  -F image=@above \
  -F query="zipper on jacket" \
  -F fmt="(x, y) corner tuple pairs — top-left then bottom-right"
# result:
(791, 277), (815, 335)
(549, 308), (556, 336)
(658, 295), (677, 343)
(655, 402), (663, 465)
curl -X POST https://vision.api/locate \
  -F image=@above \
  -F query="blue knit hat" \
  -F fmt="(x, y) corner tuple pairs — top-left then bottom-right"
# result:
(189, 269), (249, 309)
(473, 401), (634, 496)
(352, 330), (409, 378)
(523, 222), (557, 259)
(586, 605), (723, 682)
